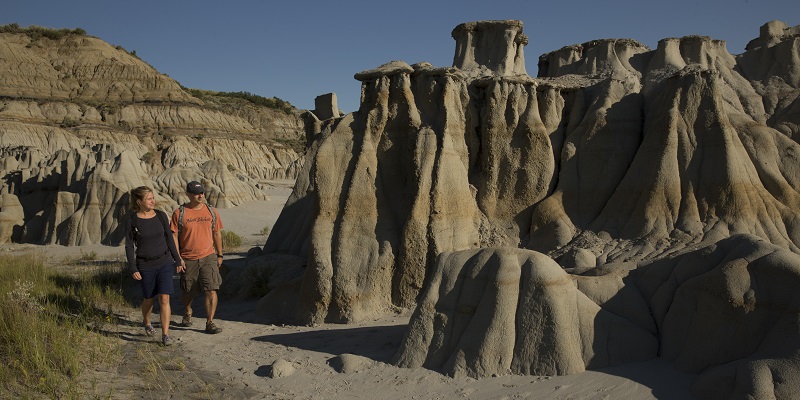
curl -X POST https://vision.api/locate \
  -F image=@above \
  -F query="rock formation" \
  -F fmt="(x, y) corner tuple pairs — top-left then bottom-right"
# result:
(0, 28), (305, 245)
(313, 93), (340, 120)
(243, 19), (800, 399)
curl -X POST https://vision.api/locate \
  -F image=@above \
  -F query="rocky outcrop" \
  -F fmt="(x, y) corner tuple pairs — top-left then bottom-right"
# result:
(394, 247), (658, 377)
(248, 19), (800, 400)
(0, 29), (304, 245)
(313, 93), (340, 120)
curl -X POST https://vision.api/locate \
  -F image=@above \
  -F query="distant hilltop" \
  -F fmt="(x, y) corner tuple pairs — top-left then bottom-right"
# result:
(0, 24), (312, 245)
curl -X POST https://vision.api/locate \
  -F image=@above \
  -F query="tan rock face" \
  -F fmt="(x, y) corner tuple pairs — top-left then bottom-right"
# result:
(254, 19), (800, 399)
(0, 30), (304, 245)
(0, 33), (196, 103)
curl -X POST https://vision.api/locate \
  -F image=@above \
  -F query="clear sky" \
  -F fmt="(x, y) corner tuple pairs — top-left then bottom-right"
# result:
(4, 0), (798, 113)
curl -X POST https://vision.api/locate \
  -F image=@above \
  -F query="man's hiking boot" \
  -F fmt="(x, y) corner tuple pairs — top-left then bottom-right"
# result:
(180, 314), (192, 327)
(205, 321), (222, 334)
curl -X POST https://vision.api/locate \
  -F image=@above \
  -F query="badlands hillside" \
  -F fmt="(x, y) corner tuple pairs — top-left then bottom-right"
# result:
(0, 25), (312, 245)
(234, 20), (800, 399)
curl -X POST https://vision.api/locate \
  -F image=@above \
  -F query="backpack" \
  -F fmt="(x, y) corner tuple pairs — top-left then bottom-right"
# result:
(130, 209), (170, 243)
(177, 203), (216, 235)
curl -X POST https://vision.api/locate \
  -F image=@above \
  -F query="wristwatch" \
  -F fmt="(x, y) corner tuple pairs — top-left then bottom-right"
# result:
(217, 254), (223, 258)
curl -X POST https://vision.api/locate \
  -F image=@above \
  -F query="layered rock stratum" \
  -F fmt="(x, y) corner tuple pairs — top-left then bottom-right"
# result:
(240, 19), (800, 399)
(0, 27), (304, 245)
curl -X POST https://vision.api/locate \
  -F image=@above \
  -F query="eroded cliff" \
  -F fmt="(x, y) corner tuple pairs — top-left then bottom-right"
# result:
(242, 19), (800, 399)
(0, 28), (304, 245)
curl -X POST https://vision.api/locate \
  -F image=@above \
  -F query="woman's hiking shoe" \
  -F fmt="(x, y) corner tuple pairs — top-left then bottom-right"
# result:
(144, 324), (155, 336)
(162, 335), (174, 346)
(205, 321), (222, 334)
(180, 314), (192, 327)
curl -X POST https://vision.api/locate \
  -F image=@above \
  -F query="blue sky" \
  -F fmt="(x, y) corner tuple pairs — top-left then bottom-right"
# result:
(4, 0), (798, 113)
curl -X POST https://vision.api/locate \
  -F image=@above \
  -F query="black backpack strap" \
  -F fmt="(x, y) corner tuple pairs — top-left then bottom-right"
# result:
(205, 203), (216, 232)
(178, 205), (185, 235)
(155, 210), (170, 236)
(130, 212), (139, 243)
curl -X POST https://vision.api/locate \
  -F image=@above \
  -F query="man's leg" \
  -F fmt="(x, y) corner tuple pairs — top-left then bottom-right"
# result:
(180, 259), (200, 326)
(204, 289), (222, 334)
(182, 291), (194, 319)
(197, 254), (222, 333)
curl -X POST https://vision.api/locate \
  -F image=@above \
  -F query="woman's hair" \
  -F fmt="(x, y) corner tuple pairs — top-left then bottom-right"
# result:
(130, 186), (153, 212)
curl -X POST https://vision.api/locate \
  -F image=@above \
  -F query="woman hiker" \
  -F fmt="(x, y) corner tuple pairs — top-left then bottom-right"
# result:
(125, 186), (182, 346)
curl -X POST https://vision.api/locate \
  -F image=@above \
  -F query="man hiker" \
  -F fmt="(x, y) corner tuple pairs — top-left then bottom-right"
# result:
(171, 180), (224, 334)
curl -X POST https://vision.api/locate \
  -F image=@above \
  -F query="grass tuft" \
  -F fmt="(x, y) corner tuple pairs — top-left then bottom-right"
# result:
(220, 230), (242, 249)
(0, 254), (127, 398)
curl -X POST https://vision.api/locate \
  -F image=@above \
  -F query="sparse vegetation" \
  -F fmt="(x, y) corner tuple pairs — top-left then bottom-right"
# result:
(79, 250), (98, 261)
(183, 88), (295, 114)
(259, 225), (271, 236)
(0, 23), (87, 41)
(220, 230), (242, 249)
(227, 164), (237, 173)
(140, 151), (155, 164)
(115, 45), (141, 60)
(84, 101), (119, 117)
(274, 135), (306, 154)
(247, 267), (273, 298)
(0, 254), (126, 398)
(61, 117), (81, 128)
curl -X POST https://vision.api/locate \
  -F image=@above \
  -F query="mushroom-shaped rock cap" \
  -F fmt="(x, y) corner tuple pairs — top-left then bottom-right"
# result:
(355, 60), (414, 81)
(451, 20), (528, 76)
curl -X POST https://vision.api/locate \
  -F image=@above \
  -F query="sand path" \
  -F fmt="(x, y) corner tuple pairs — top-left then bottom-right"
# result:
(2, 179), (698, 399)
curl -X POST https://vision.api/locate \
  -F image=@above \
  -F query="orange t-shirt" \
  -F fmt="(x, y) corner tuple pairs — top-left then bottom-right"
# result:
(170, 205), (223, 260)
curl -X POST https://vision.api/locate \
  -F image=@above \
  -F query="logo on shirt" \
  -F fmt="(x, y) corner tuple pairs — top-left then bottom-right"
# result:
(185, 217), (212, 224)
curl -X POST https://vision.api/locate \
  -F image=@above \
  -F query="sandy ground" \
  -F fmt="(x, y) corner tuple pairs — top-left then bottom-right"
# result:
(3, 179), (699, 399)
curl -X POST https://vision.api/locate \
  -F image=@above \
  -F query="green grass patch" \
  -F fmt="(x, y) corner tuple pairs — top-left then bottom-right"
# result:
(220, 230), (242, 249)
(0, 254), (128, 398)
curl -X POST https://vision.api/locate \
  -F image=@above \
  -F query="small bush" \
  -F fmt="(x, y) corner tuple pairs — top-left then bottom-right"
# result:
(78, 250), (97, 262)
(140, 151), (154, 163)
(259, 225), (271, 236)
(248, 268), (272, 298)
(61, 117), (81, 128)
(227, 164), (237, 172)
(220, 230), (242, 249)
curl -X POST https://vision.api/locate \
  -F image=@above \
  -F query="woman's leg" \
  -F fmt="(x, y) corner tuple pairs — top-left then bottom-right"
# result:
(141, 297), (155, 326)
(158, 294), (171, 336)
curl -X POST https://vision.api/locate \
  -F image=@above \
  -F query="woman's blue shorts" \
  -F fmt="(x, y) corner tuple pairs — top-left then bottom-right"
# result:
(139, 262), (175, 299)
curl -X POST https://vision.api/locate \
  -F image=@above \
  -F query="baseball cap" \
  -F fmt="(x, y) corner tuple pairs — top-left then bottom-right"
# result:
(186, 181), (205, 194)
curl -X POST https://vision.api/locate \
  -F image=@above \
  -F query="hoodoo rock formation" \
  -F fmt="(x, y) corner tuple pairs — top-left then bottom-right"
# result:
(244, 19), (800, 399)
(0, 28), (304, 245)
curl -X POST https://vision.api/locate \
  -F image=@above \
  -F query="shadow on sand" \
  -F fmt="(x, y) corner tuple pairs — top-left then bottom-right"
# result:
(251, 324), (408, 363)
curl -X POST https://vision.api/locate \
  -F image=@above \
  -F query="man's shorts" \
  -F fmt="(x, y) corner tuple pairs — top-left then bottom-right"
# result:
(180, 254), (222, 294)
(140, 262), (175, 299)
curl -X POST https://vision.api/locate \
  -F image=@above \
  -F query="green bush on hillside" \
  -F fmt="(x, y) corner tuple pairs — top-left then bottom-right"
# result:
(0, 23), (87, 41)
(183, 88), (295, 114)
